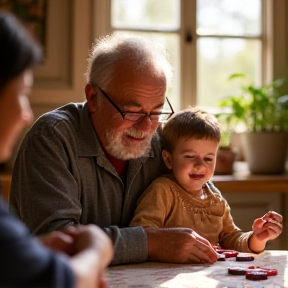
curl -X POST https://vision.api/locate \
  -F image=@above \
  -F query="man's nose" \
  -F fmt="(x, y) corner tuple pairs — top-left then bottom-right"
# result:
(134, 115), (153, 131)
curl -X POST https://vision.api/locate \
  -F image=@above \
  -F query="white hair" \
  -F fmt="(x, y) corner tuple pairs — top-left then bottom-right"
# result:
(85, 33), (173, 92)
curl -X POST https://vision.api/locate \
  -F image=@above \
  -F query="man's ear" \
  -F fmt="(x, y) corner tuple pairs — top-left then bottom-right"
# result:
(85, 84), (98, 112)
(162, 149), (173, 169)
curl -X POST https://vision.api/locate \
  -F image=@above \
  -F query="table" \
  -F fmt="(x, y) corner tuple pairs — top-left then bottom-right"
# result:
(106, 250), (288, 287)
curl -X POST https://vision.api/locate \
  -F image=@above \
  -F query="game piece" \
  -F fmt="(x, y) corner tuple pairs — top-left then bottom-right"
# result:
(228, 267), (247, 275)
(217, 254), (226, 261)
(247, 266), (278, 276)
(236, 254), (254, 262)
(223, 250), (238, 258)
(246, 271), (267, 281)
(215, 248), (238, 258)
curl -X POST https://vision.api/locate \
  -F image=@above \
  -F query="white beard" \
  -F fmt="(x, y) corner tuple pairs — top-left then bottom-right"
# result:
(104, 127), (155, 160)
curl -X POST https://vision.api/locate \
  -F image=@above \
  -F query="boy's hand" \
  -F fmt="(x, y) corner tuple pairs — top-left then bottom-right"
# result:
(252, 211), (283, 241)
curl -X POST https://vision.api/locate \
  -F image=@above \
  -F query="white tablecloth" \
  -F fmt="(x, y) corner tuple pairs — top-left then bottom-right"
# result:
(107, 250), (288, 287)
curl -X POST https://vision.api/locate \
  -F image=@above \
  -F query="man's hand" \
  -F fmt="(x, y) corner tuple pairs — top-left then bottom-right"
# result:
(145, 227), (218, 264)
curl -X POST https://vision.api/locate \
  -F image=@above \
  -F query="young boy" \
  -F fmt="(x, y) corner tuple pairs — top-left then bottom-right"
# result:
(130, 107), (283, 253)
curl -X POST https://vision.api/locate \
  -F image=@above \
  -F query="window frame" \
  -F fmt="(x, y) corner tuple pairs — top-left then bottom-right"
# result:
(92, 0), (288, 110)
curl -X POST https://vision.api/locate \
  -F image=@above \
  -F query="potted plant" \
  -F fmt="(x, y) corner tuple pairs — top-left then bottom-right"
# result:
(214, 120), (237, 175)
(216, 73), (288, 174)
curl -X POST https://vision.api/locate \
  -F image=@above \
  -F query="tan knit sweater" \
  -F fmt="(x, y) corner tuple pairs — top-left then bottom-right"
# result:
(130, 174), (253, 252)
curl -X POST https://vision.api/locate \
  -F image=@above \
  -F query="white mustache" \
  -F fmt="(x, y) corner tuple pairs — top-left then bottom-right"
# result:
(124, 129), (149, 139)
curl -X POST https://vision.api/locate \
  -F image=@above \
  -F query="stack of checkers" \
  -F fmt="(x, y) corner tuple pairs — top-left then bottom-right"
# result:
(228, 266), (277, 281)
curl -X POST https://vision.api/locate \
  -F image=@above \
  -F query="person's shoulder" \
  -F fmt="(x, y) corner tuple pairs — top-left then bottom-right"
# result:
(139, 174), (176, 202)
(205, 180), (228, 203)
(206, 180), (222, 194)
(40, 102), (85, 123)
(22, 102), (87, 146)
(148, 174), (178, 192)
(30, 102), (86, 133)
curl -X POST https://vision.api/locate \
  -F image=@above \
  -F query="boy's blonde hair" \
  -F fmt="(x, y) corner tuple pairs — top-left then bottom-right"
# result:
(161, 107), (221, 153)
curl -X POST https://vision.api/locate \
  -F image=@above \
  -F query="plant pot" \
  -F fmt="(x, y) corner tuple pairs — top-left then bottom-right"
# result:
(215, 146), (236, 175)
(241, 132), (288, 174)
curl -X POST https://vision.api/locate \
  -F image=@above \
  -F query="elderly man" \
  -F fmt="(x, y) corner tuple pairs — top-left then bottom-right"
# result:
(10, 33), (218, 265)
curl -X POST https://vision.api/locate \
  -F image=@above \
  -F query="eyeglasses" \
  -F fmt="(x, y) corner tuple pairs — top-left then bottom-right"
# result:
(96, 86), (174, 123)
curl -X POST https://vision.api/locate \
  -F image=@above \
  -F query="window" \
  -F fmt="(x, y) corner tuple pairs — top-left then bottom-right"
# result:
(196, 0), (261, 107)
(93, 0), (287, 112)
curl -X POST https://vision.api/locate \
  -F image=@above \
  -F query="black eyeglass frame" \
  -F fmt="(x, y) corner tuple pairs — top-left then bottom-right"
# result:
(95, 85), (174, 123)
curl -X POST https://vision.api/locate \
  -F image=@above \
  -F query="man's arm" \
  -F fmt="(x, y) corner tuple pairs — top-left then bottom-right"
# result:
(104, 226), (148, 265)
(10, 127), (82, 234)
(146, 228), (218, 264)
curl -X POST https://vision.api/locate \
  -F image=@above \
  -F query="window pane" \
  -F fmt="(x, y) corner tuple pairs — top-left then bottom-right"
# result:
(111, 0), (180, 30)
(197, 0), (261, 36)
(113, 31), (181, 112)
(197, 38), (261, 107)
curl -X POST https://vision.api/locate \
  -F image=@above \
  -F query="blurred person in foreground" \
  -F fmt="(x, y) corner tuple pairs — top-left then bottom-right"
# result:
(10, 32), (218, 265)
(130, 107), (283, 254)
(0, 10), (113, 288)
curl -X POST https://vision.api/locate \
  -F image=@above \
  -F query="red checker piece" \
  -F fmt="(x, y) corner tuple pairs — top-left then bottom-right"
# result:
(246, 271), (267, 281)
(236, 255), (254, 262)
(248, 266), (278, 276)
(228, 267), (247, 275)
(223, 250), (238, 258)
(215, 248), (238, 258)
(217, 254), (226, 261)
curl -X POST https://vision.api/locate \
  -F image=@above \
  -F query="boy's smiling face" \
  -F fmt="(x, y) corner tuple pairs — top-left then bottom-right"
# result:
(162, 137), (219, 197)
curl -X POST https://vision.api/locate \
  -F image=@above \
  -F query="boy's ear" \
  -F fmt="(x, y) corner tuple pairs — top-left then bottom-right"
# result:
(162, 150), (172, 169)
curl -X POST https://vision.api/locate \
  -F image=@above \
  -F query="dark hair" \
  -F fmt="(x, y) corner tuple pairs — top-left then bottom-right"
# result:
(161, 107), (221, 153)
(0, 11), (42, 91)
